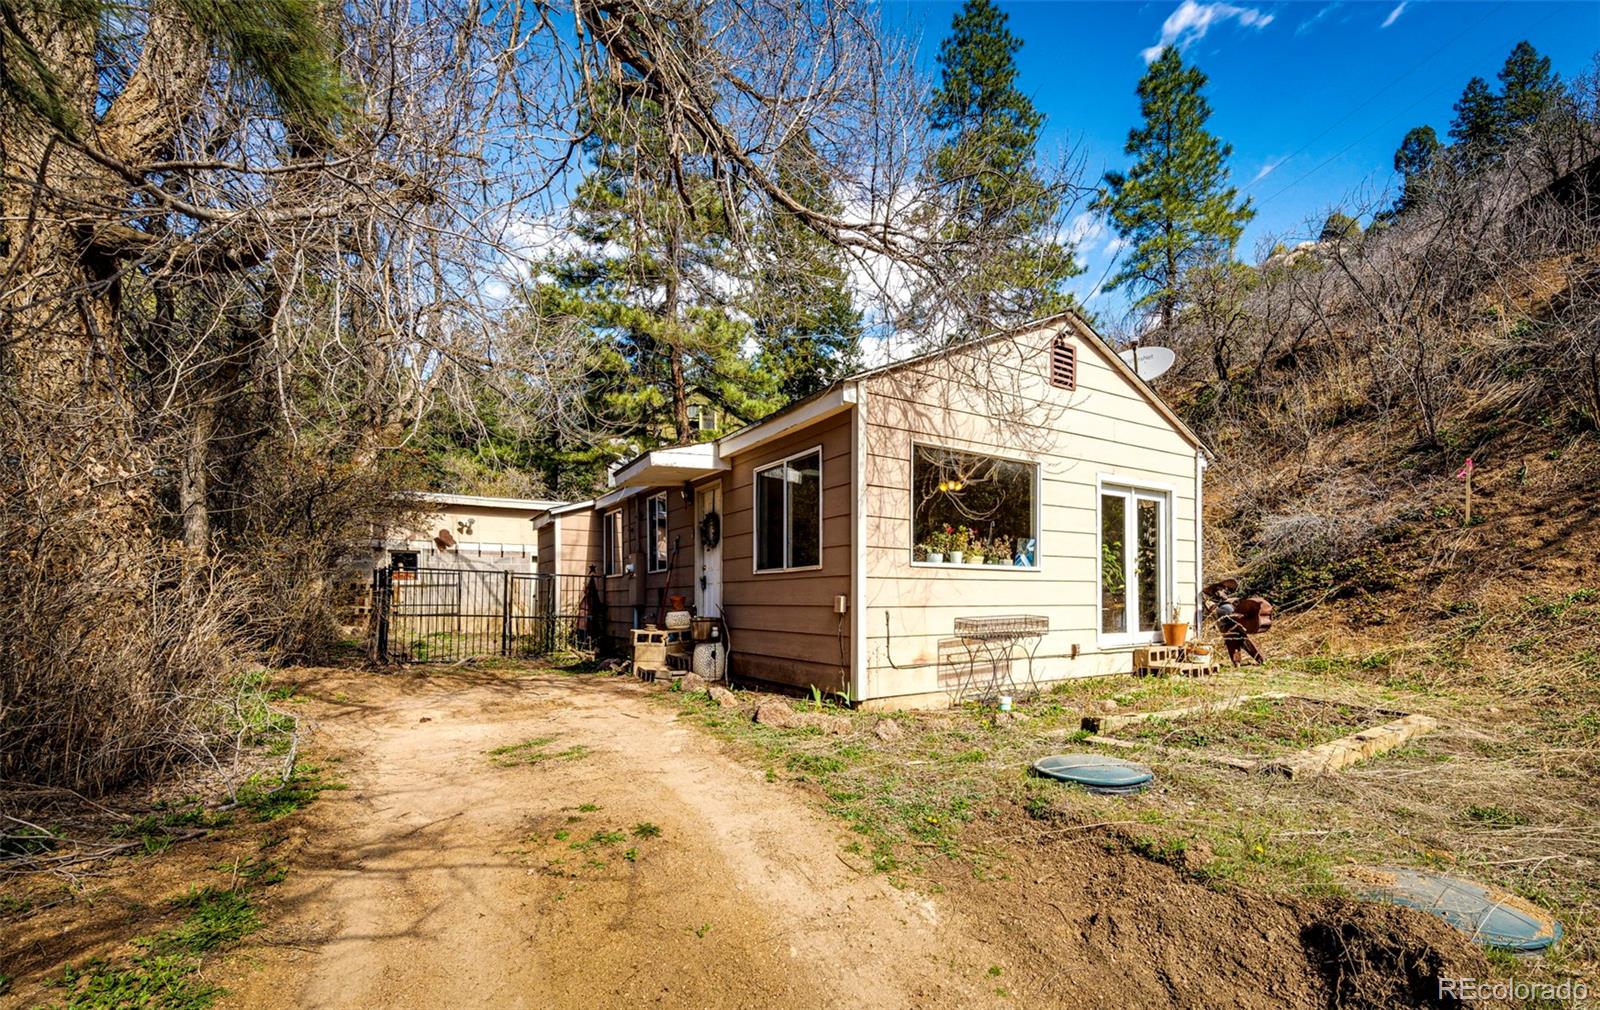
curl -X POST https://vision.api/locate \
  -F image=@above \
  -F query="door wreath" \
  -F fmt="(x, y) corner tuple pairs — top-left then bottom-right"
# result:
(698, 511), (721, 548)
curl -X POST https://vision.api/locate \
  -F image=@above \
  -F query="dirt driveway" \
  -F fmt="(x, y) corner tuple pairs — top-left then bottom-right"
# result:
(222, 669), (997, 1010)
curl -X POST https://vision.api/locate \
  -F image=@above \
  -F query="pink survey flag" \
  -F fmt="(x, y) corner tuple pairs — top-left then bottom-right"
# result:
(1455, 458), (1475, 480)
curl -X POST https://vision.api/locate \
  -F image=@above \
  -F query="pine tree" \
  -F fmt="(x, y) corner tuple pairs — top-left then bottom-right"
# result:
(1096, 47), (1254, 329)
(919, 0), (1079, 333)
(532, 90), (780, 490)
(748, 135), (863, 400)
(1497, 40), (1562, 137)
(1392, 125), (1444, 212)
(1449, 76), (1503, 168)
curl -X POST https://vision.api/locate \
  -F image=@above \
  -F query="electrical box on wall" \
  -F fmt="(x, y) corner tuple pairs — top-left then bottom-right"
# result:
(833, 595), (848, 614)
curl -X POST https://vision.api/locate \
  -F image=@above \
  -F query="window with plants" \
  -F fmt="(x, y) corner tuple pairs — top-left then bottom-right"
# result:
(912, 445), (1037, 567)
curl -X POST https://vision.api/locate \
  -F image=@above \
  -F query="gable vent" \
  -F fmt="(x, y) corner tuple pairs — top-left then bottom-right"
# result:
(1049, 336), (1077, 390)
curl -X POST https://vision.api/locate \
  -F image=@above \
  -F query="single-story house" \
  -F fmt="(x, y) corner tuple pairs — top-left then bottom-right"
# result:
(383, 491), (565, 573)
(532, 312), (1210, 708)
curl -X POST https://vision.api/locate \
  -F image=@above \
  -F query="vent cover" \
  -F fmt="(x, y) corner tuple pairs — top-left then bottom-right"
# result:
(1049, 336), (1077, 390)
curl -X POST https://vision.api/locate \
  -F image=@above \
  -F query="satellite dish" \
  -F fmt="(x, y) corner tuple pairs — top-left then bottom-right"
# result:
(1118, 345), (1176, 381)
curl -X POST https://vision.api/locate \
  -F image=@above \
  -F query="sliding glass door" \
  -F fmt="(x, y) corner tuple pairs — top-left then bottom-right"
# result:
(1099, 485), (1169, 643)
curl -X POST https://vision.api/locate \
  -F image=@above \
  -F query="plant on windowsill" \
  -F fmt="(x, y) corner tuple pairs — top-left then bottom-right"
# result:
(1162, 604), (1189, 646)
(921, 525), (953, 564)
(947, 525), (971, 565)
(965, 533), (986, 565)
(987, 536), (1012, 564)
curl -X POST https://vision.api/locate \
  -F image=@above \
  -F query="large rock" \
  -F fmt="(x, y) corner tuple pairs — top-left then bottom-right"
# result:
(753, 700), (800, 728)
(680, 673), (707, 694)
(873, 718), (904, 742)
(753, 701), (849, 735)
(708, 686), (740, 709)
(792, 710), (851, 735)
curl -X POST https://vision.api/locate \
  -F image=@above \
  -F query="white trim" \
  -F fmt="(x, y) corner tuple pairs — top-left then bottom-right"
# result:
(1094, 476), (1175, 649)
(908, 439), (1043, 573)
(552, 513), (562, 577)
(407, 491), (566, 511)
(594, 484), (641, 510)
(851, 395), (867, 704)
(612, 441), (728, 488)
(752, 444), (825, 574)
(646, 492), (669, 573)
(1195, 451), (1208, 620)
(603, 508), (624, 578)
(719, 384), (856, 458)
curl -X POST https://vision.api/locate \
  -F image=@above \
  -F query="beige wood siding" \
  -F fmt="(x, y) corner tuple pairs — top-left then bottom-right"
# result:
(536, 523), (556, 573)
(400, 504), (540, 548)
(860, 318), (1202, 702)
(720, 412), (853, 692)
(559, 510), (602, 579)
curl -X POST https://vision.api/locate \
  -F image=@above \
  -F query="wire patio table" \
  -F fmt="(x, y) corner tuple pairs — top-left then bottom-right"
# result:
(950, 615), (1049, 703)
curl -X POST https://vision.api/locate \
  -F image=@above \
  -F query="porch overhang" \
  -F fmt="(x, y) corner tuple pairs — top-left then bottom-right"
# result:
(610, 442), (728, 488)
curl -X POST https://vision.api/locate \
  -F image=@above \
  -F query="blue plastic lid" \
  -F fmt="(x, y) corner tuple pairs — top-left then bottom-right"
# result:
(1032, 754), (1154, 793)
(1346, 866), (1563, 952)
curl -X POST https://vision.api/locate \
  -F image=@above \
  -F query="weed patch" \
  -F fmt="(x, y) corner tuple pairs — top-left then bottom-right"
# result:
(488, 737), (590, 767)
(39, 887), (261, 1010)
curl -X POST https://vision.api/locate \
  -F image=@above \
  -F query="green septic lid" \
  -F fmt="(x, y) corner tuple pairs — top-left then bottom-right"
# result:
(1032, 754), (1154, 795)
(1344, 866), (1563, 952)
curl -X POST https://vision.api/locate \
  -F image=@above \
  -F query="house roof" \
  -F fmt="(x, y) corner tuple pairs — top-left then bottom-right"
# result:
(609, 441), (728, 488)
(597, 311), (1209, 491)
(409, 491), (568, 512)
(717, 310), (1210, 458)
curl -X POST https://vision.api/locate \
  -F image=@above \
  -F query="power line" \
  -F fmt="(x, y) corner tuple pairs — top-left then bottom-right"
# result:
(1252, 1), (1567, 212)
(1242, 1), (1507, 199)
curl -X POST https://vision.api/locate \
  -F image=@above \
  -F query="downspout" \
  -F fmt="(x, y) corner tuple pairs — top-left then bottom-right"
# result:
(850, 382), (867, 704)
(1195, 450), (1208, 618)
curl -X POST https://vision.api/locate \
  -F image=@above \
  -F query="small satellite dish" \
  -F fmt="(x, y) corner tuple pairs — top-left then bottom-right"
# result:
(1118, 345), (1176, 381)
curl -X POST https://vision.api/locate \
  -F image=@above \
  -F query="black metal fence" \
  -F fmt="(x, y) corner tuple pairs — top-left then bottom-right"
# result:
(370, 566), (600, 663)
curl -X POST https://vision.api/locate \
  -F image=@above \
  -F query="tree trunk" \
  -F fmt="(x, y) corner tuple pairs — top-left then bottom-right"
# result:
(664, 224), (690, 442)
(179, 402), (214, 550)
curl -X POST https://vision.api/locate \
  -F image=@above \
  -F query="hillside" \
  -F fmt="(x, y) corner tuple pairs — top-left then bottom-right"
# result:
(1158, 146), (1600, 638)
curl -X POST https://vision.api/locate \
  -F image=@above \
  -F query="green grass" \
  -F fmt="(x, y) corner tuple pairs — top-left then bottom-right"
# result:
(1113, 697), (1375, 756)
(234, 764), (342, 821)
(38, 888), (261, 1010)
(114, 805), (233, 856)
(630, 822), (662, 839)
(487, 737), (590, 767)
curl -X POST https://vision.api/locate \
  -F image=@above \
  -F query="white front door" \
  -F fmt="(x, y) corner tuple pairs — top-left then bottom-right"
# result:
(695, 484), (723, 617)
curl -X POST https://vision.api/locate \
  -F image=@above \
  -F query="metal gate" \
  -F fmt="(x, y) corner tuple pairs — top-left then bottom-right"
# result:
(371, 566), (600, 663)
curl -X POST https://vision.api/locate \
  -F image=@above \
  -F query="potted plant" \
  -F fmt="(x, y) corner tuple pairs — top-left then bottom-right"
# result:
(947, 525), (970, 565)
(987, 535), (1012, 564)
(965, 533), (986, 565)
(1162, 604), (1189, 646)
(921, 525), (951, 564)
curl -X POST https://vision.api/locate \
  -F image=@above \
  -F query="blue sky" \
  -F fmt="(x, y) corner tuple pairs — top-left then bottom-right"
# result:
(887, 0), (1599, 323)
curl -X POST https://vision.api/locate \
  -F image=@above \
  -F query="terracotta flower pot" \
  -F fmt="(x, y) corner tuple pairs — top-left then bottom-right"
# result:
(1162, 622), (1189, 646)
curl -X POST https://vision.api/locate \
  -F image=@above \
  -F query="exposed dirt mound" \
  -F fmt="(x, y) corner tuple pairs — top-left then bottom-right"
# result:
(930, 813), (1495, 1010)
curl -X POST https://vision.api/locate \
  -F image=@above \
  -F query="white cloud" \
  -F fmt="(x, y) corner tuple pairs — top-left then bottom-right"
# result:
(1380, 2), (1406, 28)
(1102, 235), (1129, 258)
(1141, 0), (1275, 63)
(1295, 2), (1341, 36)
(1067, 211), (1106, 247)
(1251, 157), (1287, 183)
